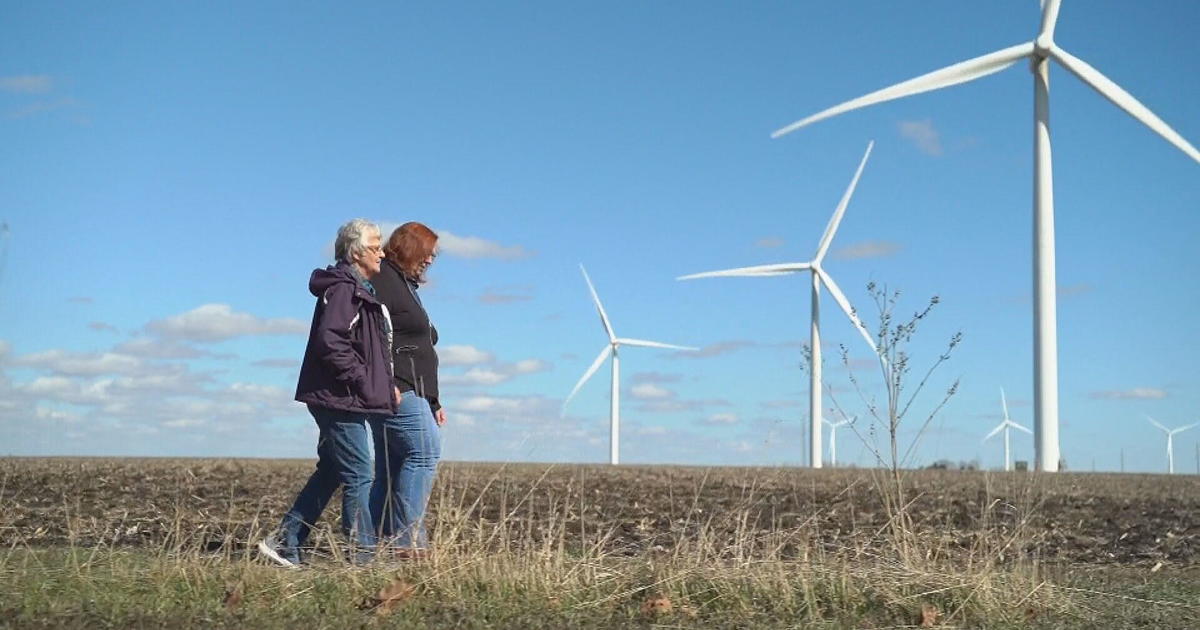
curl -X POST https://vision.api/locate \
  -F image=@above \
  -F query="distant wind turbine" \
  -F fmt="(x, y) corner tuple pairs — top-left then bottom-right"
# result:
(678, 142), (881, 469)
(771, 0), (1200, 472)
(1145, 416), (1197, 475)
(562, 265), (697, 465)
(984, 388), (1032, 472)
(823, 413), (855, 467)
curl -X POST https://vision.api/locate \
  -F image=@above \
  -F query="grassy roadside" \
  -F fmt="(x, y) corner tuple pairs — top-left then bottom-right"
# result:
(2, 547), (1196, 629)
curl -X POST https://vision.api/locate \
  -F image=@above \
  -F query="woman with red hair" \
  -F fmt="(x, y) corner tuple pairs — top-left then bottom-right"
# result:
(369, 221), (445, 555)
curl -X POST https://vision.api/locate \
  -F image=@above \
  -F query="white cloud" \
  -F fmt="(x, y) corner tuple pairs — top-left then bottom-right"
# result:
(0, 75), (53, 94)
(440, 345), (495, 366)
(442, 367), (510, 387)
(513, 359), (548, 374)
(631, 383), (673, 400)
(114, 338), (210, 359)
(702, 413), (740, 426)
(163, 418), (208, 429)
(14, 350), (144, 376)
(437, 230), (533, 260)
(1089, 388), (1167, 400)
(832, 240), (902, 261)
(898, 119), (943, 156)
(145, 304), (307, 342)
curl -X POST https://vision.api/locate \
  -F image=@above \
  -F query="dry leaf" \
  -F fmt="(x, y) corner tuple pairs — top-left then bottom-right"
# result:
(361, 577), (415, 616)
(223, 583), (243, 613)
(641, 594), (673, 617)
(919, 602), (939, 627)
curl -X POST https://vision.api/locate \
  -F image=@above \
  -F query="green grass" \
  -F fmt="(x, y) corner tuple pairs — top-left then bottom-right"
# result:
(4, 547), (1195, 629)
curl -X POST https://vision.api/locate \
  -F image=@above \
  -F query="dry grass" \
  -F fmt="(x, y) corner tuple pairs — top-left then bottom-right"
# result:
(1, 458), (1198, 628)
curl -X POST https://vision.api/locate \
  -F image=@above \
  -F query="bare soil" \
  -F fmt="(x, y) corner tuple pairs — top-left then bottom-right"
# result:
(1, 458), (1196, 568)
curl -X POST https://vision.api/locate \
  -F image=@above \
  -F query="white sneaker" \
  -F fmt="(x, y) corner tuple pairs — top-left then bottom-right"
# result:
(257, 538), (300, 569)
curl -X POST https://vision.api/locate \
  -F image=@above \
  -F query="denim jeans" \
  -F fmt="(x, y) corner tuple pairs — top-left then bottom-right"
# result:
(278, 405), (376, 555)
(370, 393), (441, 548)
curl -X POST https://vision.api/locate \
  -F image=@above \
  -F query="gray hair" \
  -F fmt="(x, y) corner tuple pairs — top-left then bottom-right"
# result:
(334, 218), (381, 264)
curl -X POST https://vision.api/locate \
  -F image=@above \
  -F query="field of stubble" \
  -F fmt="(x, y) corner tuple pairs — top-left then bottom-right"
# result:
(1, 458), (1197, 629)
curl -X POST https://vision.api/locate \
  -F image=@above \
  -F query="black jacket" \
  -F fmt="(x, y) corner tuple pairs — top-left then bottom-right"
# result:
(373, 259), (441, 412)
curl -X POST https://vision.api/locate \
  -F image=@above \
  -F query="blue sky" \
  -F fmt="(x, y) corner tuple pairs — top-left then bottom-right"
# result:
(1, 1), (1197, 473)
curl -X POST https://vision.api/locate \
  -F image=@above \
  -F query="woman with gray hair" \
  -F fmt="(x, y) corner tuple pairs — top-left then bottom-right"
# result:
(258, 218), (394, 568)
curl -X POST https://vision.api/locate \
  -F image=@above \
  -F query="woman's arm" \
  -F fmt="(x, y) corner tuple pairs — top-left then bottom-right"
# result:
(311, 282), (366, 389)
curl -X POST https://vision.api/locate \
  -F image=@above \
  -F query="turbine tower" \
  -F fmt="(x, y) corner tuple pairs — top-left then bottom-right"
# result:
(984, 388), (1032, 472)
(1145, 416), (1197, 475)
(823, 413), (855, 467)
(562, 265), (697, 465)
(678, 142), (881, 469)
(770, 1), (1200, 472)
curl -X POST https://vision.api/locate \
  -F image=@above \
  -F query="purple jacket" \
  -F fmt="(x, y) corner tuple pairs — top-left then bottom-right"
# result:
(294, 263), (395, 415)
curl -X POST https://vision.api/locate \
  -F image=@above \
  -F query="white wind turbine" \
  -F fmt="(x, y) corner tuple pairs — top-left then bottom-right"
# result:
(823, 413), (855, 467)
(562, 265), (698, 465)
(770, 0), (1200, 472)
(678, 142), (881, 469)
(984, 388), (1033, 472)
(1145, 416), (1197, 475)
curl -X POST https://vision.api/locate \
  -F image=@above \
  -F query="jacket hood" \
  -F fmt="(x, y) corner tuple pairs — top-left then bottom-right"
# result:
(309, 263), (363, 298)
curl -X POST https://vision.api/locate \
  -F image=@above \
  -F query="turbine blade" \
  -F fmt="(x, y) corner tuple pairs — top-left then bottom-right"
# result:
(772, 42), (1034, 138)
(1009, 421), (1033, 435)
(984, 422), (1006, 441)
(1038, 0), (1062, 42)
(814, 267), (879, 357)
(1001, 387), (1011, 422)
(1145, 414), (1170, 433)
(677, 262), (811, 280)
(813, 141), (874, 263)
(1172, 422), (1199, 435)
(580, 264), (616, 342)
(562, 345), (611, 414)
(616, 338), (698, 352)
(1050, 46), (1200, 164)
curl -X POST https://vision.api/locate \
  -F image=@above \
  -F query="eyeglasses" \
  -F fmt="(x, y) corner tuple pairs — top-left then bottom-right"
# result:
(366, 245), (383, 255)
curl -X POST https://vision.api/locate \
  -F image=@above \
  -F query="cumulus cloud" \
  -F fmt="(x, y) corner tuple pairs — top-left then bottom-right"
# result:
(145, 304), (307, 342)
(442, 367), (511, 387)
(14, 350), (144, 376)
(114, 338), (212, 359)
(437, 230), (533, 260)
(0, 75), (53, 94)
(898, 119), (943, 156)
(701, 413), (740, 426)
(440, 345), (495, 366)
(832, 240), (902, 261)
(442, 358), (550, 387)
(630, 383), (674, 400)
(1089, 388), (1167, 400)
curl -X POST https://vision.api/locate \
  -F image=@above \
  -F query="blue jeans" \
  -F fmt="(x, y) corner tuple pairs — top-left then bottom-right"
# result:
(370, 393), (441, 548)
(278, 405), (376, 554)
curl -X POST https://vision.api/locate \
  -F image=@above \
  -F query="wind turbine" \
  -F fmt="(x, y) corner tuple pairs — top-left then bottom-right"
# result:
(823, 413), (855, 467)
(770, 1), (1200, 472)
(984, 388), (1033, 472)
(562, 265), (697, 465)
(677, 142), (880, 469)
(1145, 416), (1197, 475)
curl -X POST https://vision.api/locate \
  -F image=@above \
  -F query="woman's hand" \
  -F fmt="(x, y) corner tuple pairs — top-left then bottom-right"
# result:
(435, 408), (446, 426)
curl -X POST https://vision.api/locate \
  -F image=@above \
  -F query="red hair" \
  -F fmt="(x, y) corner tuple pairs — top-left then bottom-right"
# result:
(384, 222), (438, 280)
